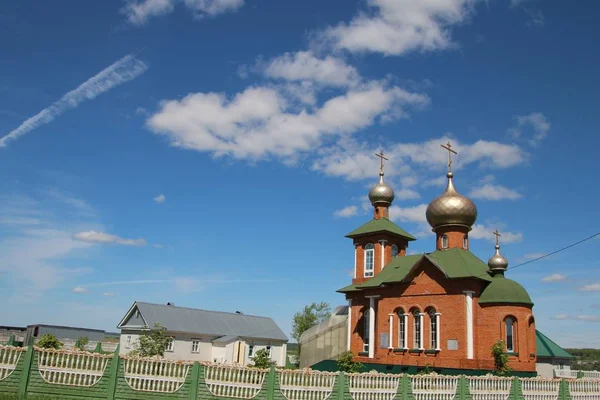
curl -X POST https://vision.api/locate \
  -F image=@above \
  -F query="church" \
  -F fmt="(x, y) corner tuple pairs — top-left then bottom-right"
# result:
(335, 143), (538, 375)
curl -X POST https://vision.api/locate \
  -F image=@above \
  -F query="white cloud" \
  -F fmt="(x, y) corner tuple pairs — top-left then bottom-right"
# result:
(390, 204), (429, 224)
(523, 252), (545, 260)
(153, 193), (166, 204)
(71, 286), (87, 294)
(122, 0), (244, 25)
(395, 188), (421, 200)
(262, 51), (360, 87)
(318, 0), (478, 56)
(103, 292), (115, 297)
(422, 176), (447, 188)
(334, 206), (359, 218)
(469, 184), (522, 200)
(551, 313), (570, 320)
(574, 315), (600, 323)
(73, 230), (147, 247)
(580, 284), (600, 292)
(147, 82), (429, 161)
(541, 274), (567, 283)
(470, 224), (523, 244)
(509, 112), (550, 147)
(0, 54), (147, 148)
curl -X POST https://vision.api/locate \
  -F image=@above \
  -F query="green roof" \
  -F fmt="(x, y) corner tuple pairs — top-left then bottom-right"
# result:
(345, 218), (416, 241)
(337, 248), (492, 293)
(536, 330), (573, 359)
(478, 275), (533, 306)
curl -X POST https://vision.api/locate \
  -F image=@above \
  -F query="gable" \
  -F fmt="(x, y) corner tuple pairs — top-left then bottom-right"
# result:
(118, 304), (148, 329)
(400, 259), (455, 296)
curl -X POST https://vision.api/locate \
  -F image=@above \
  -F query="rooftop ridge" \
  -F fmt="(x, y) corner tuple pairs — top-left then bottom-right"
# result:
(135, 301), (274, 320)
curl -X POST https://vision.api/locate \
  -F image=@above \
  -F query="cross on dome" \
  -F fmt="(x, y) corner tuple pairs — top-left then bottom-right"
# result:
(441, 141), (457, 173)
(374, 150), (388, 175)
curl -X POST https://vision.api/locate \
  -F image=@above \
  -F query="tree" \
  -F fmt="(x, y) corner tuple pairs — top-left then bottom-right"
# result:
(337, 351), (363, 373)
(37, 334), (63, 349)
(292, 302), (331, 354)
(130, 322), (170, 358)
(491, 340), (512, 376)
(251, 348), (276, 369)
(75, 336), (89, 351)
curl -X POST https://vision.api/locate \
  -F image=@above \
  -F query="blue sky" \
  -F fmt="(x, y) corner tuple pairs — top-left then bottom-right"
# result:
(1, 0), (599, 348)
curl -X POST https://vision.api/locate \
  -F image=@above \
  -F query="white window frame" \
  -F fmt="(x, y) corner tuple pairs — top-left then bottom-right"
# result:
(429, 309), (437, 350)
(165, 337), (175, 352)
(463, 235), (468, 249)
(441, 235), (449, 249)
(505, 317), (515, 352)
(191, 339), (201, 353)
(364, 244), (374, 277)
(362, 309), (370, 352)
(391, 244), (399, 257)
(398, 310), (406, 349)
(413, 309), (421, 349)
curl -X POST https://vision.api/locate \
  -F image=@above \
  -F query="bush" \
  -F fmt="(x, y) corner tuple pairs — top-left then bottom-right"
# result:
(37, 334), (63, 349)
(491, 340), (512, 376)
(337, 351), (363, 373)
(251, 348), (276, 369)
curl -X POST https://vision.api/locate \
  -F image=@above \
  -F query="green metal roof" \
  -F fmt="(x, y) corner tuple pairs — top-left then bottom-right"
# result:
(478, 275), (533, 306)
(345, 218), (416, 241)
(536, 330), (573, 359)
(337, 248), (492, 293)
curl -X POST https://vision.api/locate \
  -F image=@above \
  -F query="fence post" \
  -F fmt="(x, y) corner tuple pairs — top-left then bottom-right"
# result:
(266, 366), (276, 400)
(7, 335), (16, 347)
(189, 362), (200, 400)
(458, 375), (467, 400)
(559, 378), (569, 400)
(402, 374), (409, 400)
(576, 370), (584, 379)
(337, 371), (345, 400)
(17, 337), (34, 397)
(106, 345), (121, 400)
(513, 376), (520, 400)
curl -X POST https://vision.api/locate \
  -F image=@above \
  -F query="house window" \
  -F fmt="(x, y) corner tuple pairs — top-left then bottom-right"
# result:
(428, 308), (437, 350)
(463, 236), (468, 249)
(397, 309), (406, 348)
(412, 309), (421, 349)
(364, 244), (374, 277)
(266, 345), (272, 357)
(362, 309), (370, 352)
(165, 337), (174, 352)
(191, 339), (201, 353)
(248, 345), (255, 358)
(391, 245), (399, 257)
(441, 235), (449, 249)
(126, 335), (131, 347)
(505, 317), (515, 352)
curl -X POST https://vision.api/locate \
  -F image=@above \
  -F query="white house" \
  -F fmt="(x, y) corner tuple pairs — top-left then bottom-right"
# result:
(117, 301), (288, 366)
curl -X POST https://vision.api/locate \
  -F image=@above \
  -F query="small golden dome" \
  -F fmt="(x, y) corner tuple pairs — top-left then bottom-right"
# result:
(426, 172), (477, 230)
(488, 244), (509, 271)
(368, 172), (395, 206)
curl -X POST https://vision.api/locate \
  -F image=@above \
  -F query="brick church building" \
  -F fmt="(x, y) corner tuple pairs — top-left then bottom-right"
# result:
(338, 144), (536, 375)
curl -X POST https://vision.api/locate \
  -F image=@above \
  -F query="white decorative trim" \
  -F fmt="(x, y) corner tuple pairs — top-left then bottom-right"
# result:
(0, 345), (26, 381)
(379, 240), (387, 271)
(123, 356), (192, 393)
(279, 369), (337, 400)
(520, 377), (560, 400)
(463, 291), (474, 359)
(468, 375), (512, 400)
(353, 246), (357, 279)
(388, 314), (394, 349)
(411, 374), (458, 400)
(204, 364), (267, 399)
(347, 372), (400, 400)
(36, 347), (111, 387)
(347, 300), (352, 352)
(435, 313), (441, 351)
(402, 313), (408, 349)
(368, 297), (376, 358)
(419, 313), (425, 351)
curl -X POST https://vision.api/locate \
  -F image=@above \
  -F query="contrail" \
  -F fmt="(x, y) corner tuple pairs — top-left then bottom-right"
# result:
(0, 54), (148, 147)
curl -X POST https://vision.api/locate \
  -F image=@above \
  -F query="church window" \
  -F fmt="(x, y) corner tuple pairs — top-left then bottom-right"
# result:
(362, 308), (370, 352)
(505, 317), (515, 352)
(412, 309), (421, 349)
(391, 244), (399, 257)
(397, 309), (406, 348)
(441, 235), (449, 249)
(428, 308), (437, 349)
(463, 235), (468, 249)
(364, 244), (374, 277)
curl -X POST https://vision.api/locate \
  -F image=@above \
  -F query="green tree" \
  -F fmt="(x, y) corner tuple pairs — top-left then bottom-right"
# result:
(491, 340), (512, 376)
(75, 336), (89, 351)
(292, 302), (331, 354)
(336, 351), (363, 373)
(37, 334), (63, 349)
(130, 322), (170, 357)
(251, 348), (276, 369)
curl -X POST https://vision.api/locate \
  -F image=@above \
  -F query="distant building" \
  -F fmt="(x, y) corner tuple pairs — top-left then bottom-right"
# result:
(535, 330), (574, 378)
(23, 324), (106, 349)
(0, 326), (27, 344)
(117, 301), (288, 366)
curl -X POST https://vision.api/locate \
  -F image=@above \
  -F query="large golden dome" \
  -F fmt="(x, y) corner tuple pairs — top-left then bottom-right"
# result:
(426, 172), (477, 230)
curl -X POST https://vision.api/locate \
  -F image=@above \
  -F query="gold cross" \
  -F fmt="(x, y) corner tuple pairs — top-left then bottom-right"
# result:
(374, 151), (388, 174)
(441, 141), (457, 172)
(493, 230), (501, 246)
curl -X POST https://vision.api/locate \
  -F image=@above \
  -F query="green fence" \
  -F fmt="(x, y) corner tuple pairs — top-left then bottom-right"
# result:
(1, 343), (600, 400)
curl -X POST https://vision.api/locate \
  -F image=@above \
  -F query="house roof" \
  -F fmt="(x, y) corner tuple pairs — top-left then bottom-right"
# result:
(479, 275), (534, 306)
(345, 218), (416, 241)
(337, 248), (492, 293)
(536, 330), (573, 359)
(118, 302), (288, 342)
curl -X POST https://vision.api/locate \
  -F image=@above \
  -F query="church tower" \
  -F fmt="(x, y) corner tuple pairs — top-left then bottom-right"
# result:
(345, 152), (415, 284)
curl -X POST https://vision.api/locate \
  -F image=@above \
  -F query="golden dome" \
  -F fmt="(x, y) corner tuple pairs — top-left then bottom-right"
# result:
(368, 172), (395, 206)
(426, 172), (477, 230)
(488, 244), (509, 271)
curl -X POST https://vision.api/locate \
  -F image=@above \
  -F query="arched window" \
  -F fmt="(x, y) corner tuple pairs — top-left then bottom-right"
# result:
(397, 308), (406, 348)
(428, 308), (438, 350)
(412, 308), (421, 349)
(391, 244), (399, 257)
(362, 308), (370, 352)
(364, 244), (374, 277)
(505, 317), (515, 352)
(463, 235), (468, 249)
(441, 235), (449, 249)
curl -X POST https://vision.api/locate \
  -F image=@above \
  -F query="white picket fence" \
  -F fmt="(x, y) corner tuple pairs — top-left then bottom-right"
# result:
(468, 375), (512, 400)
(204, 364), (268, 399)
(521, 377), (561, 400)
(0, 345), (26, 381)
(555, 370), (600, 380)
(568, 379), (600, 400)
(35, 347), (112, 387)
(410, 374), (459, 400)
(123, 356), (192, 393)
(347, 372), (401, 400)
(278, 369), (338, 400)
